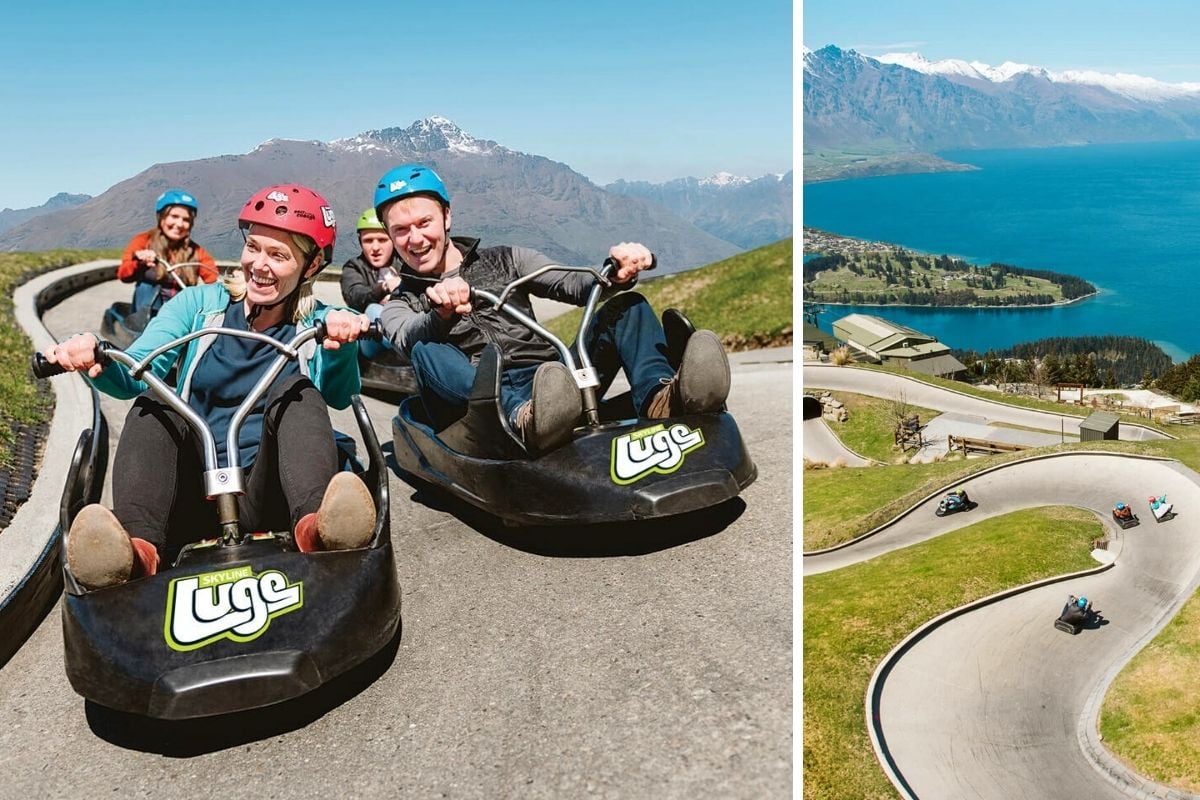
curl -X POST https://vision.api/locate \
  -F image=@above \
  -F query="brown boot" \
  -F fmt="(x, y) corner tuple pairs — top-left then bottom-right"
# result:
(66, 505), (160, 590)
(512, 361), (581, 452)
(67, 504), (134, 590)
(646, 330), (731, 418)
(294, 473), (376, 552)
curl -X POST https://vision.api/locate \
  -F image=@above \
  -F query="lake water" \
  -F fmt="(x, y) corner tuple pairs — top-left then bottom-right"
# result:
(802, 140), (1200, 361)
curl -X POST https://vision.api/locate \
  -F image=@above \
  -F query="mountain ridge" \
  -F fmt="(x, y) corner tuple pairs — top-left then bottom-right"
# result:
(0, 193), (92, 236)
(803, 45), (1200, 180)
(605, 171), (792, 250)
(0, 118), (754, 272)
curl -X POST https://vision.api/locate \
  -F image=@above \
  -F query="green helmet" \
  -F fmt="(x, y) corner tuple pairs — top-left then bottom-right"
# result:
(356, 208), (385, 232)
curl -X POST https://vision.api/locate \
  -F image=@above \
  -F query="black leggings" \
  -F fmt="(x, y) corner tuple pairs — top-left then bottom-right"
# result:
(112, 375), (338, 558)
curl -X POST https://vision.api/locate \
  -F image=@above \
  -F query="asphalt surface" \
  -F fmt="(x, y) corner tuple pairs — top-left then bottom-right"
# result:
(803, 368), (1200, 799)
(803, 364), (1169, 444)
(800, 416), (873, 467)
(0, 277), (793, 798)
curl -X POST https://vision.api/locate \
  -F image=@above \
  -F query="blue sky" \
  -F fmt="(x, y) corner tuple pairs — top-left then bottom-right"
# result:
(0, 0), (793, 210)
(803, 0), (1200, 82)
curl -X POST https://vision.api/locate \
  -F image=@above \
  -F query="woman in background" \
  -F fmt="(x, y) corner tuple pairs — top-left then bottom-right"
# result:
(118, 188), (218, 313)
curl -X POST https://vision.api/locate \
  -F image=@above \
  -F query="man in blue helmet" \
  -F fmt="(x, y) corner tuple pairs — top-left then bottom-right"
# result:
(373, 163), (731, 452)
(1059, 594), (1092, 627)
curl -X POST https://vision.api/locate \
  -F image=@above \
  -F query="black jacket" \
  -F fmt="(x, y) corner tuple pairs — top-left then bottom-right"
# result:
(378, 237), (634, 367)
(339, 254), (401, 312)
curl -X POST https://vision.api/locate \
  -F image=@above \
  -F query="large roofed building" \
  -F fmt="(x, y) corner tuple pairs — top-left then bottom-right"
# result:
(831, 313), (967, 379)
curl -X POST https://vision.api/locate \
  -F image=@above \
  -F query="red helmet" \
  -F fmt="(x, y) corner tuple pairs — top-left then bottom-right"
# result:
(238, 185), (336, 267)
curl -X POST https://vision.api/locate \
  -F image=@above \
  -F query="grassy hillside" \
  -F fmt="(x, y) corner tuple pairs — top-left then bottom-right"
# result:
(802, 375), (1200, 794)
(543, 238), (793, 350)
(0, 250), (119, 466)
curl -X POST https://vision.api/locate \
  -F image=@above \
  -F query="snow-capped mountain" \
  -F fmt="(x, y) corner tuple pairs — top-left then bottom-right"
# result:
(0, 117), (739, 270)
(873, 52), (1046, 84)
(336, 115), (506, 156)
(606, 172), (792, 249)
(804, 45), (1200, 175)
(873, 50), (1200, 101)
(699, 171), (752, 188)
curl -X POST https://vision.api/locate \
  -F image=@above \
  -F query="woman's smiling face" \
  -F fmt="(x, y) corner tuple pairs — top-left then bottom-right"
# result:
(159, 206), (194, 242)
(240, 224), (313, 306)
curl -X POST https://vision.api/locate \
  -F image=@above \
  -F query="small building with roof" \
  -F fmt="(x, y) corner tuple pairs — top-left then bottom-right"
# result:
(1079, 411), (1120, 442)
(831, 313), (967, 379)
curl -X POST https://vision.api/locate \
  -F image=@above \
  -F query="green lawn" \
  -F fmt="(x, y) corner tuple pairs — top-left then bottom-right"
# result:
(822, 392), (943, 464)
(543, 238), (793, 350)
(1101, 593), (1200, 792)
(801, 380), (1200, 795)
(803, 507), (1102, 800)
(0, 250), (119, 467)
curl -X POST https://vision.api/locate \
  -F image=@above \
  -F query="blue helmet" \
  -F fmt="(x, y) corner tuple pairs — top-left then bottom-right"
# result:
(1116, 502), (1126, 510)
(373, 163), (450, 219)
(155, 188), (198, 215)
(1077, 596), (1088, 608)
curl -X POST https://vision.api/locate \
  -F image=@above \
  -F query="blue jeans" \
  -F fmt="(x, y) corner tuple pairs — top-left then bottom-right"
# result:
(131, 280), (162, 314)
(410, 293), (674, 430)
(359, 303), (394, 360)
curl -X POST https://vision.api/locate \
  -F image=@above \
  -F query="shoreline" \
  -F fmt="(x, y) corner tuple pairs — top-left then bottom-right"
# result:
(805, 290), (1099, 311)
(803, 229), (1096, 310)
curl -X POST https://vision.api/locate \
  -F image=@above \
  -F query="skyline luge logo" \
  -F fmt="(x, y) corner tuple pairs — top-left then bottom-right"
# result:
(164, 565), (303, 652)
(610, 422), (705, 484)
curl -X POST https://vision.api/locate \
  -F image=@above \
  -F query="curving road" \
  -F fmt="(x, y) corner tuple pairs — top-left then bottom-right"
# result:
(803, 368), (1200, 799)
(0, 275), (793, 798)
(804, 364), (1170, 443)
(801, 414), (873, 467)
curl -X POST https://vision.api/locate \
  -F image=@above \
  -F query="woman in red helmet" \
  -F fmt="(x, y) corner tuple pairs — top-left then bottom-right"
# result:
(117, 188), (219, 314)
(45, 185), (375, 590)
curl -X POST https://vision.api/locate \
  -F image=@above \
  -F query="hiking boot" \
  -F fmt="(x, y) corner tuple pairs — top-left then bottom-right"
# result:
(513, 361), (582, 452)
(68, 504), (134, 590)
(310, 472), (376, 551)
(646, 330), (731, 418)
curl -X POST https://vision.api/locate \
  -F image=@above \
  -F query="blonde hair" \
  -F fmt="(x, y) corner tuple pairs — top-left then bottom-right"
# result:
(286, 231), (319, 323)
(221, 265), (247, 302)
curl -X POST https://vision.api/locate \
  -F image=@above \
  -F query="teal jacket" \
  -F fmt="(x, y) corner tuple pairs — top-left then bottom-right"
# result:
(87, 283), (361, 409)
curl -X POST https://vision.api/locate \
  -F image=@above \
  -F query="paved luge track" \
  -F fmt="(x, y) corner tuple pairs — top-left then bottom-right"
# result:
(803, 366), (1200, 799)
(0, 275), (792, 798)
(801, 414), (873, 467)
(803, 364), (1170, 443)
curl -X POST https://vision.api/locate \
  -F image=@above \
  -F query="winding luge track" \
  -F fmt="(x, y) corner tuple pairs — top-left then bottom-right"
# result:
(803, 364), (1170, 443)
(801, 414), (873, 467)
(803, 365), (1200, 799)
(0, 266), (792, 798)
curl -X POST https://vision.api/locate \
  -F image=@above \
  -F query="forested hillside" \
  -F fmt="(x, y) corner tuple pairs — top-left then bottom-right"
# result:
(954, 335), (1172, 387)
(1153, 356), (1200, 401)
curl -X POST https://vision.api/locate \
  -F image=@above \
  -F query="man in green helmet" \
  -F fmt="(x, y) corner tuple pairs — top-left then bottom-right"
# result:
(340, 208), (403, 359)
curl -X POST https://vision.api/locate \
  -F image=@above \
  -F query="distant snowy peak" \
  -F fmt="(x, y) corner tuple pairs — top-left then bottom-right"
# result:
(1055, 70), (1200, 100)
(876, 52), (1045, 82)
(328, 135), (391, 155)
(874, 50), (1200, 100)
(332, 116), (509, 156)
(254, 137), (322, 151)
(700, 171), (751, 187)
